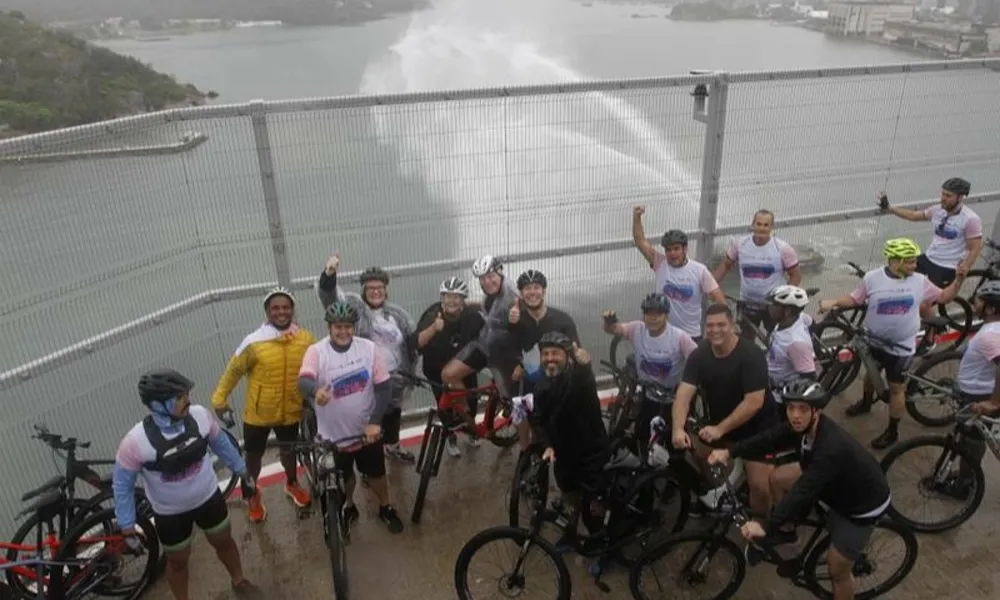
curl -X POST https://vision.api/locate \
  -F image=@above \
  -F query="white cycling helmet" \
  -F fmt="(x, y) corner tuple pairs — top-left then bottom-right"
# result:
(263, 286), (295, 308)
(472, 255), (503, 277)
(439, 276), (469, 297)
(768, 285), (809, 308)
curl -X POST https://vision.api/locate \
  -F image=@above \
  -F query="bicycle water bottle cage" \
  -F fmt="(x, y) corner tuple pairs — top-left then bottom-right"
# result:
(141, 415), (209, 475)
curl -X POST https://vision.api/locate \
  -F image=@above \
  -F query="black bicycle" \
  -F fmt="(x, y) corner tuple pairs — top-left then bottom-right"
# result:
(726, 288), (819, 349)
(628, 464), (918, 600)
(275, 427), (370, 600)
(456, 421), (689, 599)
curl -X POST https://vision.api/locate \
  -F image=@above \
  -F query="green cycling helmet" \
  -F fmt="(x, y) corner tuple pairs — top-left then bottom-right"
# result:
(324, 300), (359, 324)
(883, 238), (921, 261)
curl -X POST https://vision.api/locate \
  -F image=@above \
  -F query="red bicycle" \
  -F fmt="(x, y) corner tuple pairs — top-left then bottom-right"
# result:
(397, 372), (519, 524)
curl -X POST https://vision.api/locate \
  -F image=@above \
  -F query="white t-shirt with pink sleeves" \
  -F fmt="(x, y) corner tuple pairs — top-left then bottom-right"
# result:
(299, 337), (390, 448)
(651, 253), (719, 337)
(849, 268), (942, 357)
(923, 205), (982, 269)
(115, 405), (220, 516)
(726, 235), (799, 304)
(621, 321), (698, 392)
(958, 322), (1000, 395)
(767, 314), (816, 393)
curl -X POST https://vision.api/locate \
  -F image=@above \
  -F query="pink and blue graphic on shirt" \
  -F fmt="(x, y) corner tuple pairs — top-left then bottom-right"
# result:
(875, 296), (915, 316)
(160, 461), (203, 483)
(662, 281), (695, 302)
(741, 264), (776, 280)
(330, 368), (371, 399)
(640, 357), (674, 380)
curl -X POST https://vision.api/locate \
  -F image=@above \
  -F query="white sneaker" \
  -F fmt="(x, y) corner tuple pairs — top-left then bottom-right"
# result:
(467, 435), (482, 448)
(446, 436), (462, 457)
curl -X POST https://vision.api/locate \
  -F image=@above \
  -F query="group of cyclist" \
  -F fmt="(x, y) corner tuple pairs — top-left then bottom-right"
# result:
(106, 175), (1000, 600)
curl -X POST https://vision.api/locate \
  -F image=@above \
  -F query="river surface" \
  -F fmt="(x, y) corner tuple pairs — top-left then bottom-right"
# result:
(1, 0), (998, 521)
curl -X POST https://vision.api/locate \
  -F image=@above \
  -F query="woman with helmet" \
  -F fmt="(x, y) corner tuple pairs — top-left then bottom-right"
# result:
(411, 276), (485, 457)
(527, 332), (609, 549)
(441, 255), (523, 404)
(708, 378), (891, 600)
(115, 369), (264, 599)
(297, 300), (405, 534)
(211, 286), (317, 523)
(601, 292), (698, 447)
(878, 177), (982, 287)
(631, 205), (727, 341)
(819, 238), (968, 449)
(508, 269), (584, 393)
(765, 285), (817, 405)
(318, 254), (417, 462)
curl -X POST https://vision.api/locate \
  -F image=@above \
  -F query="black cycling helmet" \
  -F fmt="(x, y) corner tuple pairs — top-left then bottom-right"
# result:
(661, 229), (688, 248)
(976, 280), (1000, 305)
(640, 292), (671, 314)
(538, 331), (574, 355)
(138, 368), (194, 405)
(324, 300), (359, 324)
(781, 379), (831, 410)
(942, 177), (971, 197)
(517, 269), (548, 290)
(359, 267), (389, 286)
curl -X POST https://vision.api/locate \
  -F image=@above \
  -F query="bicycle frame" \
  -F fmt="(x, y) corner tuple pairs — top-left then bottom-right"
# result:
(1, 556), (118, 599)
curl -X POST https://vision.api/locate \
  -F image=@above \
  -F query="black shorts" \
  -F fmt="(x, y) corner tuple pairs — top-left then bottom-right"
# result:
(333, 441), (386, 479)
(243, 422), (299, 455)
(154, 490), (229, 551)
(916, 254), (956, 288)
(454, 342), (519, 399)
(827, 508), (878, 562)
(717, 410), (778, 450)
(868, 347), (913, 385)
(455, 342), (489, 371)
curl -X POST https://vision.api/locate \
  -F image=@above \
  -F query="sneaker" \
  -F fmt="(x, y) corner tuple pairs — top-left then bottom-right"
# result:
(232, 579), (264, 599)
(284, 482), (311, 508)
(870, 428), (898, 450)
(379, 505), (404, 534)
(385, 443), (416, 463)
(845, 398), (873, 417)
(467, 434), (482, 448)
(247, 490), (267, 524)
(446, 436), (462, 457)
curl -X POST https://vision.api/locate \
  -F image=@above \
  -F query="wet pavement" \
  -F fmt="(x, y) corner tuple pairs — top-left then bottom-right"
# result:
(145, 384), (1000, 600)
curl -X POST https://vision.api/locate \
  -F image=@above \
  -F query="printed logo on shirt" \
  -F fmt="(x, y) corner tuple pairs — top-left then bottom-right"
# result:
(159, 460), (203, 483)
(875, 296), (915, 316)
(741, 264), (776, 279)
(640, 357), (674, 380)
(331, 368), (371, 399)
(935, 221), (961, 241)
(662, 281), (695, 302)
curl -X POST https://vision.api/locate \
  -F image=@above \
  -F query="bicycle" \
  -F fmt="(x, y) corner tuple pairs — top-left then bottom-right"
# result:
(880, 403), (1000, 533)
(628, 461), (918, 600)
(1, 489), (159, 600)
(274, 430), (370, 600)
(455, 422), (689, 599)
(395, 371), (519, 524)
(930, 236), (1000, 338)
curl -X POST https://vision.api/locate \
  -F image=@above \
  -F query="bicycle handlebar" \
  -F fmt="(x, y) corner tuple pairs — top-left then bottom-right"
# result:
(32, 424), (90, 452)
(845, 261), (865, 278)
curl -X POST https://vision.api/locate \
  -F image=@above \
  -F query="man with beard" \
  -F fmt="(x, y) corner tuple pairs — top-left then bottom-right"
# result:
(411, 276), (485, 457)
(318, 254), (418, 462)
(211, 287), (316, 523)
(527, 332), (607, 549)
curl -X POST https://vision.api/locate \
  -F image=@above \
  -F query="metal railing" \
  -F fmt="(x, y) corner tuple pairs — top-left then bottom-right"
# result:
(1, 57), (999, 521)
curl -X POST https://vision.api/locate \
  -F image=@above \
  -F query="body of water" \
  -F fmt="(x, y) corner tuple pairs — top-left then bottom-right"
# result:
(1, 0), (999, 521)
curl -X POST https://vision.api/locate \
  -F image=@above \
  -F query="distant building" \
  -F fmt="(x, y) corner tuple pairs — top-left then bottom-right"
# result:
(883, 19), (988, 55)
(826, 2), (915, 35)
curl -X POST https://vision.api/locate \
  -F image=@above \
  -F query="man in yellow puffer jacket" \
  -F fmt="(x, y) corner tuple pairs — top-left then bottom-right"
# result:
(212, 287), (316, 523)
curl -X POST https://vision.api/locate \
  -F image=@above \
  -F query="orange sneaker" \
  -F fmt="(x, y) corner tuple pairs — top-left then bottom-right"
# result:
(284, 482), (311, 508)
(247, 490), (267, 523)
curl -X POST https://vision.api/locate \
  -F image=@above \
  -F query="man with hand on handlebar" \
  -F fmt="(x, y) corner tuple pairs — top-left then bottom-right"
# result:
(297, 301), (405, 534)
(707, 379), (891, 600)
(818, 238), (967, 449)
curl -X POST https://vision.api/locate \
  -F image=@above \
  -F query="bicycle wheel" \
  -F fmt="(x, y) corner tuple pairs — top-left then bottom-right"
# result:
(629, 531), (746, 600)
(612, 469), (691, 567)
(54, 507), (159, 600)
(217, 429), (242, 499)
(880, 434), (985, 533)
(454, 526), (571, 600)
(936, 297), (972, 350)
(411, 426), (441, 524)
(609, 334), (633, 370)
(482, 394), (519, 449)
(904, 351), (961, 427)
(812, 320), (860, 396)
(802, 518), (918, 600)
(324, 489), (349, 600)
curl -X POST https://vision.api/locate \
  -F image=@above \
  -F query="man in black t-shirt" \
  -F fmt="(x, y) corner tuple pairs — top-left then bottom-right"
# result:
(672, 303), (778, 515)
(411, 277), (485, 456)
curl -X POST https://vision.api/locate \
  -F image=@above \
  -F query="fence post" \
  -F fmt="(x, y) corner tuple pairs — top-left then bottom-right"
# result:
(249, 100), (292, 289)
(693, 73), (730, 265)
